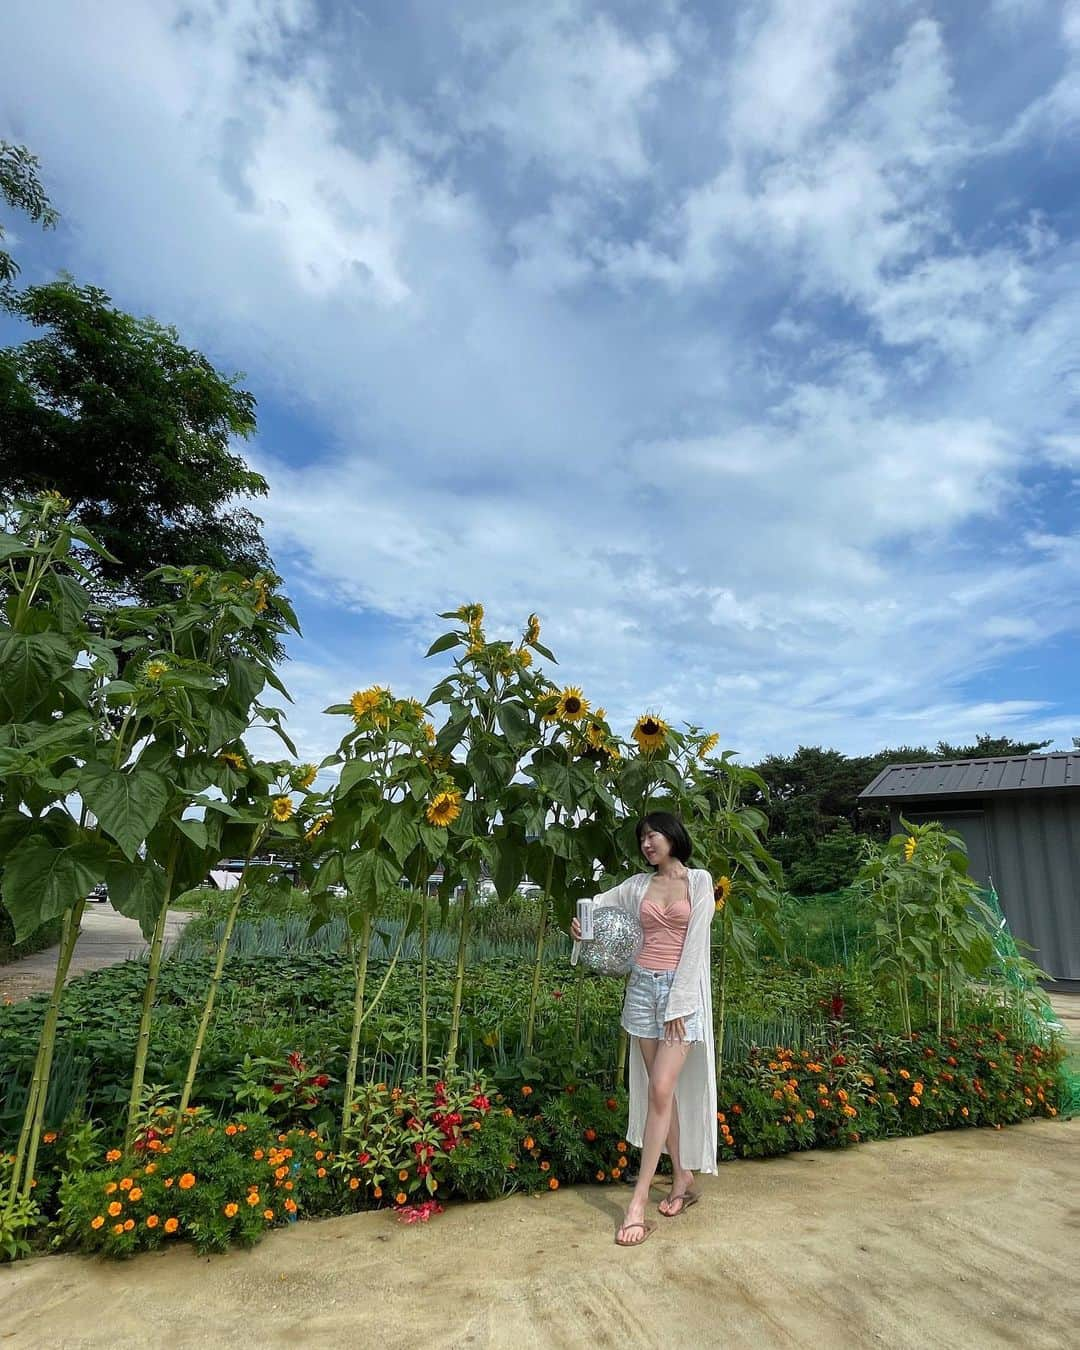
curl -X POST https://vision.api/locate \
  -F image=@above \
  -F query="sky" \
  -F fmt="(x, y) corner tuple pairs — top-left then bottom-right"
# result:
(1, 0), (1078, 769)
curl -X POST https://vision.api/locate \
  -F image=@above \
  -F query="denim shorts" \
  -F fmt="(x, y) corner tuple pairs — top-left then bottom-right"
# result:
(621, 965), (704, 1042)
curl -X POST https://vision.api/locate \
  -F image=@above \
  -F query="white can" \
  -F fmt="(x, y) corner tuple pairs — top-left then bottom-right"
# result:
(576, 899), (595, 940)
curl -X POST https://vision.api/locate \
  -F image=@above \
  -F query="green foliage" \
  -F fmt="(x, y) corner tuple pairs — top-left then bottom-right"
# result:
(0, 142), (58, 288)
(0, 280), (273, 600)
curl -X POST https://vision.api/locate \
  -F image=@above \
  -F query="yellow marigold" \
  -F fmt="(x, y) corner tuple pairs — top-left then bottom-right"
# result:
(426, 789), (463, 828)
(218, 750), (246, 772)
(395, 1191), (407, 1205)
(909, 1096), (921, 1107)
(632, 714), (668, 752)
(285, 1198), (297, 1213)
(123, 1218), (135, 1231)
(555, 686), (590, 721)
(349, 1177), (360, 1190)
(112, 1223), (124, 1235)
(398, 1169), (409, 1181)
(91, 1215), (104, 1230)
(119, 1177), (133, 1191)
(697, 732), (720, 759)
(128, 1187), (143, 1202)
(144, 659), (169, 682)
(291, 763), (318, 790)
(714, 876), (732, 911)
(264, 1209), (274, 1221)
(246, 1192), (261, 1206)
(548, 1178), (559, 1190)
(164, 1217), (179, 1234)
(913, 1081), (924, 1095)
(42, 1131), (57, 1144)
(178, 1172), (196, 1190)
(108, 1202), (122, 1217)
(270, 796), (294, 822)
(904, 835), (917, 862)
(105, 1149), (122, 1163)
(104, 1182), (117, 1195)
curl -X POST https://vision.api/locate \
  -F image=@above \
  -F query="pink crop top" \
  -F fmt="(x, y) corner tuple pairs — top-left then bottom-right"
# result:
(636, 886), (691, 971)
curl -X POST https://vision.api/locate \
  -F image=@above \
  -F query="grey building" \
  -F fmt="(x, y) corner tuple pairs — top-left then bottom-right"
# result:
(859, 753), (1080, 991)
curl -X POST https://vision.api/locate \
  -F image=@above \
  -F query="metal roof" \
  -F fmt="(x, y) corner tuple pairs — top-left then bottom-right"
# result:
(858, 753), (1080, 801)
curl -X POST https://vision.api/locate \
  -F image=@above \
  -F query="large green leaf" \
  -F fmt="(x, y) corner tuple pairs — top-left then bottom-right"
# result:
(425, 631), (461, 658)
(381, 807), (420, 866)
(105, 858), (168, 939)
(0, 630), (75, 719)
(1, 834), (110, 941)
(78, 762), (171, 861)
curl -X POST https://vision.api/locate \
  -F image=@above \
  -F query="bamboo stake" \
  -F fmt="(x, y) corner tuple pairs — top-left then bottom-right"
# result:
(339, 908), (373, 1145)
(444, 885), (472, 1072)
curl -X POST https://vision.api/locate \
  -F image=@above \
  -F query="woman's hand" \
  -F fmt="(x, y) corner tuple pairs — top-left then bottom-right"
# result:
(664, 1017), (687, 1045)
(570, 917), (582, 940)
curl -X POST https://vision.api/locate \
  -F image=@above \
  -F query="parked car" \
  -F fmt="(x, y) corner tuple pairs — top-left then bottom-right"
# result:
(87, 883), (109, 904)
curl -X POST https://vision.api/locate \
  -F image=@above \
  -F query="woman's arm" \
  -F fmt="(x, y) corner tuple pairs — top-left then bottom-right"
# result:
(591, 874), (641, 915)
(664, 870), (713, 1022)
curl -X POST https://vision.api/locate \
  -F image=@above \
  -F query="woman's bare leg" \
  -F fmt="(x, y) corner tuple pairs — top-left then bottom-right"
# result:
(637, 1039), (694, 1211)
(617, 1038), (692, 1243)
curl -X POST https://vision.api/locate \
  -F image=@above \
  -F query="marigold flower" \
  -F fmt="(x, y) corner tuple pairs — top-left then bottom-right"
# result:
(129, 1187), (143, 1202)
(105, 1181), (118, 1195)
(398, 1169), (409, 1181)
(112, 1223), (124, 1235)
(247, 1192), (261, 1206)
(253, 1149), (264, 1160)
(123, 1218), (135, 1231)
(349, 1177), (360, 1191)
(540, 1160), (550, 1171)
(913, 1082), (924, 1095)
(108, 1201), (122, 1217)
(285, 1198), (298, 1213)
(91, 1215), (105, 1230)
(146, 1214), (159, 1228)
(373, 1186), (383, 1198)
(909, 1096), (921, 1107)
(164, 1218), (179, 1234)
(548, 1178), (559, 1190)
(522, 1085), (533, 1097)
(42, 1131), (57, 1144)
(425, 789), (463, 828)
(224, 1203), (239, 1218)
(596, 1171), (606, 1182)
(178, 1173), (196, 1190)
(105, 1149), (122, 1163)
(264, 1209), (275, 1221)
(523, 1136), (535, 1150)
(225, 1124), (237, 1136)
(616, 1141), (627, 1152)
(144, 1163), (157, 1175)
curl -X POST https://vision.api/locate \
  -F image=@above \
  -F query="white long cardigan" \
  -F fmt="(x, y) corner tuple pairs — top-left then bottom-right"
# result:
(592, 868), (718, 1175)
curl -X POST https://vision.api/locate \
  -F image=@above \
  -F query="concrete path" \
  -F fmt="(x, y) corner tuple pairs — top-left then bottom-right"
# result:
(0, 903), (191, 1003)
(3, 1117), (1077, 1349)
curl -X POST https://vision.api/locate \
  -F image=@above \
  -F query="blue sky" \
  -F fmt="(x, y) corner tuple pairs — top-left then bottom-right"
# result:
(2, 0), (1078, 767)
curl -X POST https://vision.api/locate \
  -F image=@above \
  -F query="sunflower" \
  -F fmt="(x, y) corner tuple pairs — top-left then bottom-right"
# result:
(144, 659), (169, 683)
(586, 721), (608, 750)
(291, 763), (318, 790)
(252, 578), (269, 614)
(714, 876), (732, 911)
(516, 646), (533, 668)
(556, 686), (590, 722)
(632, 714), (668, 752)
(422, 721), (437, 745)
(304, 813), (332, 842)
(270, 796), (295, 822)
(904, 835), (917, 862)
(455, 602), (484, 626)
(349, 686), (388, 722)
(426, 789), (463, 828)
(537, 693), (562, 722)
(697, 732), (720, 760)
(525, 613), (541, 644)
(218, 751), (246, 772)
(467, 639), (486, 659)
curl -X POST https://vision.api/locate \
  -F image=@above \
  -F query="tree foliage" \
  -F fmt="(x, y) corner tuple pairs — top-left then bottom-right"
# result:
(0, 279), (273, 600)
(0, 142), (58, 288)
(754, 734), (1052, 895)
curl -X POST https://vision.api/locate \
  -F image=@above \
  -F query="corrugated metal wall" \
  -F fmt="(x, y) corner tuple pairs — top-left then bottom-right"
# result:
(890, 796), (1080, 984)
(987, 796), (1080, 984)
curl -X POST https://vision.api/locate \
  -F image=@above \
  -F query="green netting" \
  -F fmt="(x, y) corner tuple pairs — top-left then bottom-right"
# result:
(982, 884), (1080, 1120)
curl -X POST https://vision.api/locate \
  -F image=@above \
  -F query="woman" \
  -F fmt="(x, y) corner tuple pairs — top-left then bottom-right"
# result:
(571, 811), (717, 1246)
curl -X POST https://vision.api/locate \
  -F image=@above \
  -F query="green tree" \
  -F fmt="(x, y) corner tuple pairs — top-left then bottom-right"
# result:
(0, 142), (58, 287)
(0, 279), (273, 600)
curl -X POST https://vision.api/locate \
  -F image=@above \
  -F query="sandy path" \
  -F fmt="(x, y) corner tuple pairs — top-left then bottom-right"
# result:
(0, 905), (191, 1003)
(3, 1117), (1077, 1349)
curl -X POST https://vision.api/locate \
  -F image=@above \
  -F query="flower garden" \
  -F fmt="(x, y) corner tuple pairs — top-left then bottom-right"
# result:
(0, 493), (1074, 1262)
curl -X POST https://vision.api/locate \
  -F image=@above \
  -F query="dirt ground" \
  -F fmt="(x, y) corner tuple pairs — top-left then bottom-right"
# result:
(2, 1116), (1077, 1350)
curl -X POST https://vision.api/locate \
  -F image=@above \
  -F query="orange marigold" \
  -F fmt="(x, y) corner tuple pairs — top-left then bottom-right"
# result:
(178, 1172), (196, 1190)
(146, 1215), (159, 1228)
(90, 1215), (105, 1230)
(164, 1217), (179, 1234)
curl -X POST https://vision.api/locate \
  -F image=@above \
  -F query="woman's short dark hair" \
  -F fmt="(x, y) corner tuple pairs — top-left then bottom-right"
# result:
(636, 812), (693, 865)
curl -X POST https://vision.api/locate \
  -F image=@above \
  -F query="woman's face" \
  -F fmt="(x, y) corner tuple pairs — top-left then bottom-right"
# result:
(639, 826), (673, 867)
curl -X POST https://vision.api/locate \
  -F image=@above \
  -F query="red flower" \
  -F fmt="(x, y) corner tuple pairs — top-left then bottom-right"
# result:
(287, 1052), (305, 1071)
(831, 1053), (847, 1067)
(314, 1074), (330, 1088)
(357, 1152), (371, 1165)
(271, 1083), (284, 1094)
(471, 1094), (491, 1112)
(552, 989), (564, 1000)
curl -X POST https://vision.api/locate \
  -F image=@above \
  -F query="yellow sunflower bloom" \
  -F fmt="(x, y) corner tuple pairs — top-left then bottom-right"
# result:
(304, 812), (332, 842)
(270, 796), (295, 822)
(218, 751), (246, 772)
(455, 602), (484, 626)
(586, 722), (607, 750)
(516, 646), (533, 668)
(422, 721), (437, 745)
(904, 835), (917, 862)
(525, 613), (541, 644)
(291, 763), (318, 790)
(714, 876), (732, 911)
(556, 686), (590, 721)
(349, 687), (385, 721)
(632, 714), (668, 752)
(426, 789), (463, 828)
(144, 659), (169, 682)
(697, 732), (720, 760)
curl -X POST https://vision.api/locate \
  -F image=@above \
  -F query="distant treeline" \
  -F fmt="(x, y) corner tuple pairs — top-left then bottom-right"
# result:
(749, 734), (1051, 896)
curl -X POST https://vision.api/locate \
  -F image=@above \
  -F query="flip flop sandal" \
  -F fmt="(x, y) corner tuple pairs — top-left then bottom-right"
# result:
(614, 1219), (657, 1247)
(658, 1189), (701, 1218)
